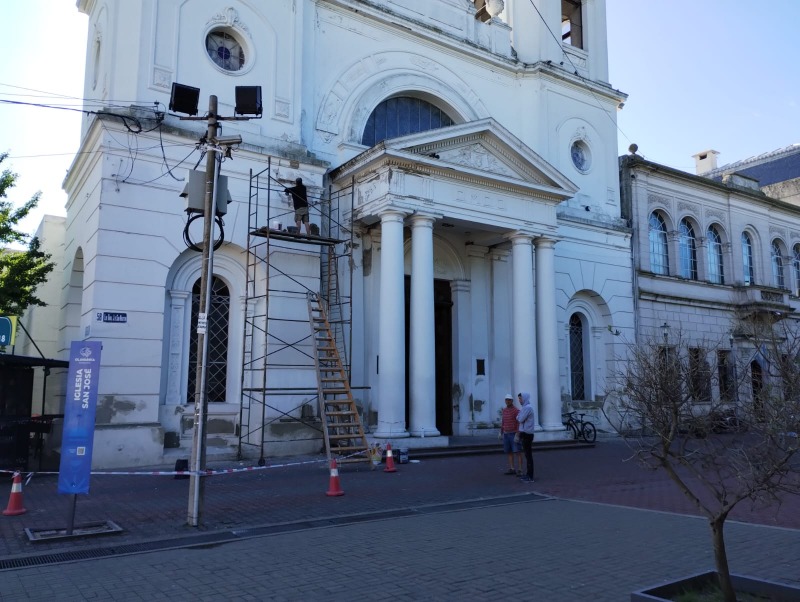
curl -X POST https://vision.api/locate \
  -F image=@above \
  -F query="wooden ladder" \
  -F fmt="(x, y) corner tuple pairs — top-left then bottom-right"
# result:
(307, 293), (369, 463)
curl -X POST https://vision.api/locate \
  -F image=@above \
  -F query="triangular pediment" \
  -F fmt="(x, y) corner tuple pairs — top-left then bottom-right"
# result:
(332, 118), (579, 201)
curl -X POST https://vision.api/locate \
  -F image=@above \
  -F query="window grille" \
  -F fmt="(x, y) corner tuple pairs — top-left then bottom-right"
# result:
(742, 232), (754, 285)
(569, 314), (585, 400)
(187, 276), (230, 404)
(771, 241), (786, 289)
(649, 212), (669, 275)
(707, 226), (724, 284)
(679, 219), (698, 280)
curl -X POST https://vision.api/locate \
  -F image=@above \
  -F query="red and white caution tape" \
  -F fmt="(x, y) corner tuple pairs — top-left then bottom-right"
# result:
(1, 449), (368, 478)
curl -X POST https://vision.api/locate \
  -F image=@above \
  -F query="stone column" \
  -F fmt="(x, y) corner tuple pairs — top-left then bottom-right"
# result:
(467, 245), (490, 423)
(375, 211), (409, 438)
(450, 280), (471, 435)
(409, 214), (439, 437)
(510, 234), (537, 412)
(535, 237), (561, 431)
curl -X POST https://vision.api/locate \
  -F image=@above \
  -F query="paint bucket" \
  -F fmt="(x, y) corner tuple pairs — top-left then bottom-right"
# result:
(398, 448), (409, 464)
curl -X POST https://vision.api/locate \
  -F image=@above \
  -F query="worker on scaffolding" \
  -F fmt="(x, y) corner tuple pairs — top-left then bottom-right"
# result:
(284, 177), (310, 235)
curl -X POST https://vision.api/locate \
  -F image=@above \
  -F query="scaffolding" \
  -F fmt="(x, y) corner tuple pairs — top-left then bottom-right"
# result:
(238, 159), (365, 463)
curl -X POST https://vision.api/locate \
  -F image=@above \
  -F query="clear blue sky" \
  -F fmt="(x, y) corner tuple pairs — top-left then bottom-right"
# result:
(1, 1), (798, 235)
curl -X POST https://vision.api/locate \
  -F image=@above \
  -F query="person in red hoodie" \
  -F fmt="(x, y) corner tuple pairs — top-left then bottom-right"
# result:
(499, 394), (523, 476)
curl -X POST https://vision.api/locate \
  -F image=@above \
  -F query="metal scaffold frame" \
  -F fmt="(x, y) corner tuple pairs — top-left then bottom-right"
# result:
(238, 158), (360, 464)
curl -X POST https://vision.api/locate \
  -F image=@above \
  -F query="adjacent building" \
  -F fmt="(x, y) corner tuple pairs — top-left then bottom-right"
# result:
(621, 144), (800, 408)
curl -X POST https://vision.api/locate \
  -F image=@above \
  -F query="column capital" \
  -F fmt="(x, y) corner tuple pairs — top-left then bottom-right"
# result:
(408, 213), (438, 228)
(465, 244), (489, 259)
(379, 209), (409, 225)
(451, 279), (471, 294)
(490, 248), (510, 262)
(169, 290), (191, 302)
(534, 236), (558, 250)
(508, 232), (535, 246)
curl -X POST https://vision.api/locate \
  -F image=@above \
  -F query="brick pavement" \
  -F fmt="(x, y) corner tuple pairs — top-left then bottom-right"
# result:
(0, 438), (798, 599)
(1, 438), (799, 558)
(0, 498), (797, 601)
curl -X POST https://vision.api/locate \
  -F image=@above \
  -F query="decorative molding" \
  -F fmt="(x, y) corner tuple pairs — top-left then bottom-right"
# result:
(647, 193), (671, 207)
(705, 209), (725, 223)
(770, 226), (788, 239)
(677, 201), (699, 214)
(152, 67), (172, 90)
(275, 99), (290, 119)
(465, 244), (489, 259)
(438, 143), (517, 178)
(207, 7), (252, 39)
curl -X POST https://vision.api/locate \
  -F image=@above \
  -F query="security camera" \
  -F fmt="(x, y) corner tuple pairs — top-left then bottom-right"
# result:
(213, 135), (242, 146)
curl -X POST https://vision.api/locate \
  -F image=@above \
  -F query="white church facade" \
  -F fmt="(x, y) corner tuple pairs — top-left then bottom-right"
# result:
(23, 0), (635, 468)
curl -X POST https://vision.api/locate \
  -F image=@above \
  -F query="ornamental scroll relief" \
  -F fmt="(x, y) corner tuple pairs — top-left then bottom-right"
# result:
(437, 144), (517, 178)
(208, 7), (252, 39)
(647, 193), (671, 207)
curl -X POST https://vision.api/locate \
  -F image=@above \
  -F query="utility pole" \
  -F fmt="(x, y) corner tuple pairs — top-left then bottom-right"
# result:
(187, 95), (219, 527)
(170, 82), (260, 527)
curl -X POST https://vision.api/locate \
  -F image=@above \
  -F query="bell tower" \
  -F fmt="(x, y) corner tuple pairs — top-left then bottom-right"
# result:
(505, 0), (609, 83)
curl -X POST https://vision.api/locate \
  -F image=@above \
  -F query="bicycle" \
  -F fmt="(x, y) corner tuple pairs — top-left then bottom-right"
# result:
(562, 411), (597, 443)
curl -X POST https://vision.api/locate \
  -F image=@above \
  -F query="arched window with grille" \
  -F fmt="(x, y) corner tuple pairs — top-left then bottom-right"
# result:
(361, 96), (455, 147)
(569, 313), (586, 400)
(793, 244), (800, 295)
(649, 212), (669, 275)
(742, 232), (755, 286)
(678, 218), (697, 280)
(771, 240), (786, 289)
(188, 276), (230, 403)
(707, 225), (724, 284)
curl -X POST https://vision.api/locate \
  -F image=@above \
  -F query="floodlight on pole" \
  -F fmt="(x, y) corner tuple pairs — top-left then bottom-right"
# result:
(170, 82), (261, 528)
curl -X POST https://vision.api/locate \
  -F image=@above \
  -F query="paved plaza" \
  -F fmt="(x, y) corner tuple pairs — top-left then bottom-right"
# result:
(0, 439), (798, 600)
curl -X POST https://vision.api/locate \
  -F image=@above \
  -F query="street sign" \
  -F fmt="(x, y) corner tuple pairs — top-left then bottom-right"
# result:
(0, 316), (18, 346)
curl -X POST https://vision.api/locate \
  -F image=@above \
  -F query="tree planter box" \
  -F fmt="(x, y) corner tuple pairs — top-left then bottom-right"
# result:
(631, 571), (800, 601)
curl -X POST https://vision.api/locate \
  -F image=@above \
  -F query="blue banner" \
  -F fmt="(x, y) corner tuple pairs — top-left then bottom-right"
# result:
(58, 341), (102, 495)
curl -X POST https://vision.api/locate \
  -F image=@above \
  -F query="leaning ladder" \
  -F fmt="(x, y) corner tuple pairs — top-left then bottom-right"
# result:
(307, 293), (369, 463)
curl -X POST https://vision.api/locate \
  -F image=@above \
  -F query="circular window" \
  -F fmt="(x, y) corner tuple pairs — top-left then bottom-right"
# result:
(570, 140), (591, 173)
(206, 30), (245, 72)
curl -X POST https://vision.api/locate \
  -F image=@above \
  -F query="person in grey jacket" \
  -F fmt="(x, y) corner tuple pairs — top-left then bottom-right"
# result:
(516, 392), (535, 482)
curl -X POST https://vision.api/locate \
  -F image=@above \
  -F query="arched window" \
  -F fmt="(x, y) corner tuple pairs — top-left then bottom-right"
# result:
(707, 225), (724, 285)
(361, 96), (455, 147)
(649, 212), (669, 275)
(751, 361), (764, 422)
(771, 241), (786, 289)
(741, 232), (755, 286)
(793, 244), (800, 295)
(188, 276), (230, 403)
(569, 314), (586, 400)
(678, 218), (697, 280)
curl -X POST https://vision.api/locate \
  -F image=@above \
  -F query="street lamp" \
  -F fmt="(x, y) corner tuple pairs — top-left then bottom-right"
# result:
(661, 322), (670, 345)
(170, 82), (261, 527)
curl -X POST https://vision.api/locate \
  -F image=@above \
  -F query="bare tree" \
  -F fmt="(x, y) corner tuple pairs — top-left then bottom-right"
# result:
(607, 317), (800, 601)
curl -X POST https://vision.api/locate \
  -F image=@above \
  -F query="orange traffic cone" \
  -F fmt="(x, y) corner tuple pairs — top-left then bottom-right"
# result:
(384, 443), (397, 473)
(3, 471), (27, 516)
(325, 459), (344, 497)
